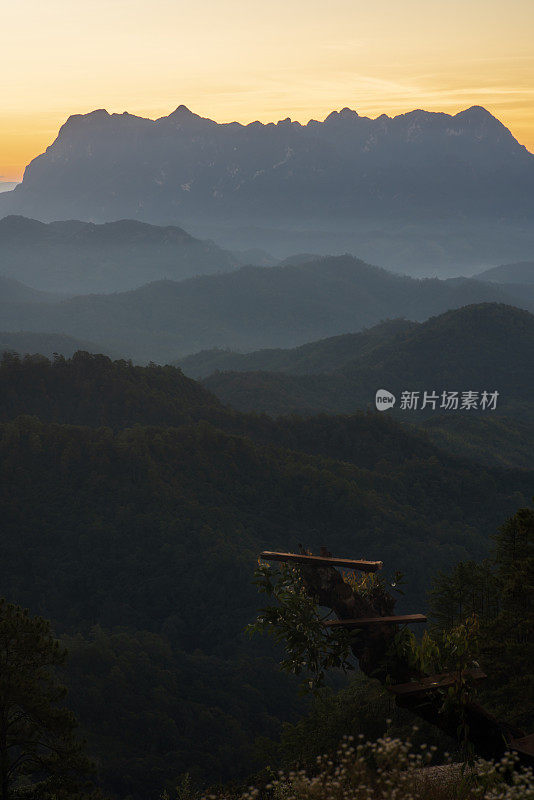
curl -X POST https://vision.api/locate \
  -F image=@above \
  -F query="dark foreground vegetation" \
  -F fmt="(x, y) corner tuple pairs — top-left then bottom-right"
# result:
(0, 351), (531, 799)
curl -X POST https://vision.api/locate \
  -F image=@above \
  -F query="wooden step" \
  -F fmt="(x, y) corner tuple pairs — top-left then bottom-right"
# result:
(260, 551), (382, 572)
(324, 614), (427, 628)
(388, 668), (487, 697)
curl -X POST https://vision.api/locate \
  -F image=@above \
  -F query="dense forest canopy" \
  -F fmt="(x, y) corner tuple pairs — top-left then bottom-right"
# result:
(197, 303), (534, 417)
(0, 349), (532, 797)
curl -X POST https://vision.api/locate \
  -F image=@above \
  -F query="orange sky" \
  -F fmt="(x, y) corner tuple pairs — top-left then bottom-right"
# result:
(2, 0), (534, 181)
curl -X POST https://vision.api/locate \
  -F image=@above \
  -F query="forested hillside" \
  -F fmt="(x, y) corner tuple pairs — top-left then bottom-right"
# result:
(200, 303), (534, 419)
(0, 351), (226, 428)
(178, 319), (416, 379)
(0, 351), (531, 797)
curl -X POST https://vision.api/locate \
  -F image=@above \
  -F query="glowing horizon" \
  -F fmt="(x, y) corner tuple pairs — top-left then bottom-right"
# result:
(2, 0), (534, 181)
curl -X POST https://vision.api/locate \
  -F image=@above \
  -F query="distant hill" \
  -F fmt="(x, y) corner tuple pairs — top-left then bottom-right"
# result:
(178, 320), (417, 378)
(474, 260), (534, 284)
(1, 104), (534, 272)
(0, 332), (112, 360)
(201, 303), (534, 418)
(0, 215), (240, 294)
(1, 255), (533, 362)
(0, 274), (61, 303)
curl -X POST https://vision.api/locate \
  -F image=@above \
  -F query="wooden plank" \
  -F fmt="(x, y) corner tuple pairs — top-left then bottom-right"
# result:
(510, 734), (534, 758)
(388, 668), (487, 697)
(324, 614), (427, 628)
(260, 551), (382, 572)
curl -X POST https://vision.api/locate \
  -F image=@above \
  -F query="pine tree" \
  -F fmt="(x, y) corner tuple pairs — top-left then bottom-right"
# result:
(0, 598), (99, 799)
(429, 505), (534, 728)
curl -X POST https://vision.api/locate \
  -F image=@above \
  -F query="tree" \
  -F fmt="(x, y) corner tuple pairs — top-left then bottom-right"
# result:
(0, 598), (99, 799)
(429, 505), (534, 730)
(249, 529), (530, 766)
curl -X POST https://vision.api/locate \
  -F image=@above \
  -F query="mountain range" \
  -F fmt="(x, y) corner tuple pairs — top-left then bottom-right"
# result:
(3, 254), (531, 362)
(1, 105), (533, 272)
(475, 260), (534, 284)
(0, 274), (62, 303)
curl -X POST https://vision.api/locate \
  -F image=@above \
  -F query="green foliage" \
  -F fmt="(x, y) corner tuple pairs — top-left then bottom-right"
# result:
(0, 598), (98, 799)
(0, 351), (225, 430)
(0, 354), (531, 797)
(247, 563), (353, 691)
(249, 557), (483, 760)
(429, 505), (534, 730)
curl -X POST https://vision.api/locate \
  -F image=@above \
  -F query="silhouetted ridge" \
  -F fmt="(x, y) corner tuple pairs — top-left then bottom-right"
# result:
(475, 260), (534, 284)
(0, 215), (239, 293)
(1, 255), (534, 361)
(2, 103), (532, 273)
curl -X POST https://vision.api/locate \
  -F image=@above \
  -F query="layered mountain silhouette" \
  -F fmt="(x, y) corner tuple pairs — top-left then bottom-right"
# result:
(196, 303), (534, 417)
(1, 350), (532, 791)
(0, 331), (112, 360)
(178, 319), (417, 379)
(0, 274), (62, 303)
(2, 256), (534, 362)
(1, 105), (533, 271)
(0, 215), (240, 293)
(475, 260), (534, 284)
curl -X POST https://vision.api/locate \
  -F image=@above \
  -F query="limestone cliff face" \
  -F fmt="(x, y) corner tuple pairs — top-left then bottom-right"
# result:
(2, 105), (532, 228)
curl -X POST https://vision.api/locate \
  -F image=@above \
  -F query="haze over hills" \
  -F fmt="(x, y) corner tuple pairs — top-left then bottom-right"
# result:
(474, 260), (534, 284)
(1, 256), (534, 362)
(2, 105), (534, 272)
(199, 303), (534, 418)
(178, 319), (417, 379)
(0, 331), (113, 360)
(0, 215), (241, 294)
(0, 274), (63, 303)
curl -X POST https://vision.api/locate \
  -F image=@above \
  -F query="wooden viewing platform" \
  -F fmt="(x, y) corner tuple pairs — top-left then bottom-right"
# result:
(260, 551), (383, 572)
(324, 614), (427, 628)
(258, 543), (534, 768)
(388, 668), (487, 697)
